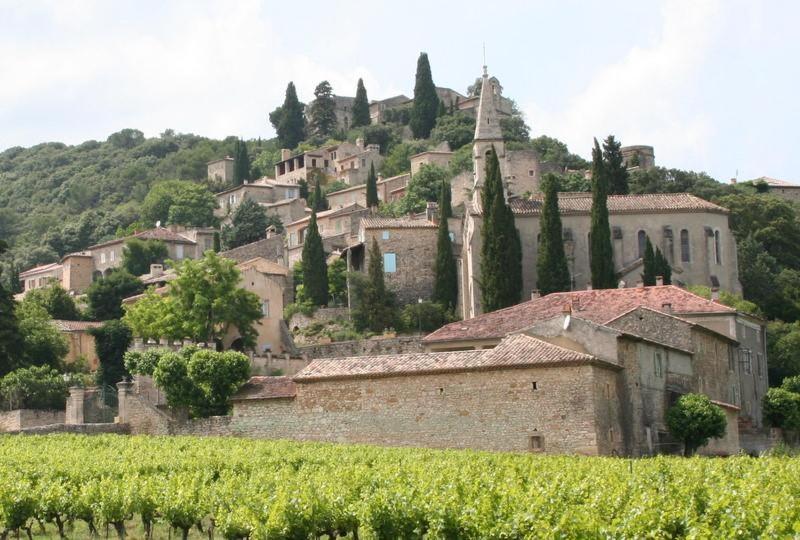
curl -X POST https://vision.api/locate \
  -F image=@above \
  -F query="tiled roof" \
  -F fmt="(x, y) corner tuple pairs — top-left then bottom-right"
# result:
(89, 227), (196, 249)
(52, 320), (105, 332)
(232, 376), (297, 400)
(508, 193), (727, 216)
(361, 217), (437, 229)
(424, 285), (735, 344)
(286, 203), (365, 227)
(19, 262), (61, 278)
(237, 257), (289, 276)
(294, 334), (608, 382)
(755, 176), (800, 188)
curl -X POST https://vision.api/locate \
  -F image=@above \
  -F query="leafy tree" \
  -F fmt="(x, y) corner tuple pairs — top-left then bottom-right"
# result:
(529, 135), (589, 170)
(361, 125), (397, 155)
(16, 301), (68, 370)
(213, 231), (221, 253)
(351, 78), (371, 128)
(0, 365), (69, 410)
(480, 146), (522, 312)
(233, 139), (250, 186)
(302, 211), (329, 306)
(536, 174), (571, 295)
(122, 238), (168, 276)
(666, 393), (727, 456)
(20, 283), (81, 321)
(410, 53), (438, 139)
(380, 140), (429, 178)
(763, 387), (800, 433)
(352, 238), (398, 332)
(366, 162), (379, 208)
(107, 128), (145, 149)
(400, 164), (449, 214)
(439, 176), (453, 220)
(222, 198), (270, 249)
(500, 116), (530, 144)
(400, 301), (451, 333)
(271, 82), (307, 149)
(327, 258), (347, 306)
(124, 252), (263, 348)
(736, 235), (798, 321)
(86, 269), (144, 321)
(766, 321), (800, 386)
(448, 145), (473, 175)
(629, 166), (729, 200)
(430, 113), (475, 150)
(654, 247), (672, 285)
(589, 138), (617, 289)
(602, 135), (629, 195)
(298, 179), (309, 201)
(309, 81), (338, 139)
(687, 285), (761, 316)
(433, 181), (458, 312)
(141, 180), (217, 227)
(0, 243), (22, 376)
(642, 236), (656, 286)
(89, 320), (132, 387)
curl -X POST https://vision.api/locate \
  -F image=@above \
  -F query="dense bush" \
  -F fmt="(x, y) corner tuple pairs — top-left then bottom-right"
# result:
(400, 301), (453, 333)
(666, 393), (727, 456)
(0, 365), (68, 410)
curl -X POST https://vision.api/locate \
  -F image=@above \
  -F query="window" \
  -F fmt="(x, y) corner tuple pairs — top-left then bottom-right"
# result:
(728, 346), (736, 372)
(100, 253), (106, 264)
(382, 230), (390, 240)
(289, 232), (297, 246)
(176, 245), (184, 260)
(204, 238), (212, 250)
(336, 220), (343, 234)
(740, 348), (752, 374)
(384, 253), (397, 273)
(531, 381), (538, 391)
(654, 350), (663, 377)
(757, 353), (764, 378)
(637, 230), (647, 259)
(529, 435), (544, 452)
(714, 230), (722, 264)
(324, 159), (329, 168)
(109, 251), (115, 262)
(528, 169), (535, 176)
(680, 229), (690, 262)
(311, 158), (317, 167)
(261, 300), (270, 318)
(730, 384), (740, 406)
(350, 162), (354, 169)
(449, 232), (455, 242)
(361, 158), (366, 167)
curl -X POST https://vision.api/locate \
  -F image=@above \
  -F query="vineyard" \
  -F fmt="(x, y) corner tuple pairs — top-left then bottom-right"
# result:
(0, 435), (798, 539)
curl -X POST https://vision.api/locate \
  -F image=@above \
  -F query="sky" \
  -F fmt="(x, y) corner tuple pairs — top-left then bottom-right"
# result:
(1, 0), (798, 183)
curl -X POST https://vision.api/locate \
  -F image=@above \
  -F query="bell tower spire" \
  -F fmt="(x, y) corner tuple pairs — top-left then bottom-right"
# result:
(472, 66), (505, 191)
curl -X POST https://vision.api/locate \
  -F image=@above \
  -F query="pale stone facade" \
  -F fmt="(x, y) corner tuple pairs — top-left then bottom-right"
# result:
(621, 145), (655, 170)
(53, 320), (104, 371)
(207, 157), (234, 184)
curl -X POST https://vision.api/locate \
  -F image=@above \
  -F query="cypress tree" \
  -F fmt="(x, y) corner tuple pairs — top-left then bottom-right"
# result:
(233, 139), (250, 185)
(603, 135), (629, 195)
(410, 53), (439, 139)
(212, 232), (221, 253)
(480, 146), (522, 312)
(642, 236), (656, 286)
(433, 181), (458, 311)
(301, 211), (328, 306)
(536, 173), (571, 295)
(309, 80), (337, 139)
(655, 247), (672, 285)
(277, 82), (306, 149)
(590, 138), (617, 289)
(311, 176), (327, 212)
(356, 238), (397, 332)
(298, 179), (309, 201)
(366, 162), (379, 208)
(351, 78), (371, 128)
(437, 99), (447, 117)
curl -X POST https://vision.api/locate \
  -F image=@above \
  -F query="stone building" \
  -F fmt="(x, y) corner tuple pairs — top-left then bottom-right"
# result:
(621, 145), (655, 170)
(325, 173), (410, 209)
(305, 95), (356, 132)
(410, 143), (453, 175)
(749, 176), (800, 202)
(214, 179), (305, 226)
(207, 157), (234, 184)
(52, 320), (104, 370)
(333, 140), (384, 185)
(284, 203), (369, 265)
(274, 142), (361, 185)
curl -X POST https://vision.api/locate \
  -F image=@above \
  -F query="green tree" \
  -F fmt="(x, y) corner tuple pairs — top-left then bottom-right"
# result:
(439, 176), (453, 220)
(433, 182), (458, 311)
(763, 387), (800, 433)
(271, 82), (307, 149)
(400, 164), (449, 214)
(86, 270), (144, 321)
(366, 162), (379, 208)
(400, 301), (450, 333)
(233, 139), (250, 186)
(410, 53), (438, 139)
(589, 138), (617, 289)
(353, 238), (398, 332)
(222, 198), (270, 249)
(298, 179), (309, 201)
(381, 140), (429, 177)
(766, 321), (800, 386)
(141, 180), (217, 228)
(21, 283), (81, 320)
(480, 146), (522, 312)
(213, 231), (221, 253)
(642, 236), (656, 286)
(536, 174), (571, 295)
(309, 81), (338, 139)
(529, 135), (589, 170)
(310, 175), (327, 212)
(666, 393), (727, 456)
(654, 247), (672, 285)
(327, 258), (347, 306)
(16, 301), (68, 370)
(0, 251), (22, 376)
(301, 211), (328, 306)
(123, 252), (263, 348)
(89, 320), (132, 387)
(430, 113), (475, 150)
(0, 365), (69, 410)
(122, 238), (168, 276)
(351, 78), (371, 128)
(500, 116), (530, 144)
(602, 135), (629, 195)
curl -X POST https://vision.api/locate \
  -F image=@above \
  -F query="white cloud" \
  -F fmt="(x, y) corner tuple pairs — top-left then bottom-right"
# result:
(524, 0), (722, 164)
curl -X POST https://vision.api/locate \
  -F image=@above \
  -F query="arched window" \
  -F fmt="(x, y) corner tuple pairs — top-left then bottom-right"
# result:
(680, 229), (690, 262)
(637, 230), (647, 259)
(714, 230), (722, 264)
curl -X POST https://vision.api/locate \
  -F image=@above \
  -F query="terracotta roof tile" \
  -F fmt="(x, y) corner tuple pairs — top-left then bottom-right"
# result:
(51, 320), (105, 332)
(424, 285), (734, 344)
(232, 376), (297, 400)
(89, 227), (196, 249)
(294, 334), (608, 382)
(361, 217), (437, 229)
(508, 193), (727, 216)
(755, 176), (800, 187)
(19, 263), (62, 278)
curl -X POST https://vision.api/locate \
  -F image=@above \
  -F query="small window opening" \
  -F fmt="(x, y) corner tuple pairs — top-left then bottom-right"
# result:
(531, 381), (538, 391)
(529, 435), (544, 452)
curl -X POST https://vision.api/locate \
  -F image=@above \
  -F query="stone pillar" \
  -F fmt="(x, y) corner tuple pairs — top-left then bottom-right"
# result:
(65, 386), (85, 425)
(116, 381), (133, 424)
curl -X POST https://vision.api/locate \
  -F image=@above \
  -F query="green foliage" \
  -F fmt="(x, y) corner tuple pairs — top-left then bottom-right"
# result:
(400, 164), (449, 214)
(123, 348), (168, 377)
(480, 146), (522, 312)
(361, 125), (398, 155)
(0, 365), (69, 410)
(212, 231), (221, 252)
(122, 238), (168, 276)
(89, 320), (132, 387)
(0, 243), (23, 377)
(536, 174), (571, 295)
(500, 115), (530, 144)
(309, 81), (338, 139)
(687, 285), (762, 317)
(141, 180), (217, 228)
(222, 198), (271, 249)
(351, 78), (371, 128)
(767, 321), (800, 385)
(449, 144), (473, 176)
(301, 212), (329, 307)
(271, 82), (307, 150)
(232, 139), (250, 186)
(528, 135), (589, 170)
(365, 162), (379, 208)
(20, 283), (81, 321)
(86, 269), (145, 321)
(666, 393), (727, 456)
(602, 135), (629, 195)
(381, 140), (429, 178)
(16, 301), (68, 371)
(430, 113), (475, 150)
(642, 236), (656, 286)
(123, 252), (263, 348)
(433, 188), (458, 311)
(410, 53), (438, 139)
(399, 301), (452, 333)
(439, 176), (453, 220)
(327, 258), (347, 306)
(589, 138), (617, 289)
(309, 174), (327, 212)
(763, 387), (800, 432)
(352, 240), (399, 332)
(654, 247), (672, 285)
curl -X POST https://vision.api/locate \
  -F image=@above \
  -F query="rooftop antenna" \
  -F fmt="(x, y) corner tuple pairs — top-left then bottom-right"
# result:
(482, 43), (487, 76)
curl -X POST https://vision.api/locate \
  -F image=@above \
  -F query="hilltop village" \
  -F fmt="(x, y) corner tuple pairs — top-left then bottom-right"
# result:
(4, 54), (799, 457)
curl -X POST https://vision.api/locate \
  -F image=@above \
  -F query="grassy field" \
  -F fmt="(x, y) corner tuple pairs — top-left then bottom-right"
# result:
(0, 434), (798, 539)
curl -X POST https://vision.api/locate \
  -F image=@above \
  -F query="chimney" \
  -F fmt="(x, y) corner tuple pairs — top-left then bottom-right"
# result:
(662, 302), (672, 313)
(426, 201), (438, 222)
(377, 173), (384, 182)
(531, 290), (541, 300)
(150, 264), (164, 277)
(636, 280), (644, 288)
(280, 149), (292, 161)
(730, 177), (737, 185)
(356, 137), (365, 150)
(711, 287), (720, 301)
(562, 303), (572, 314)
(655, 275), (664, 286)
(618, 280), (626, 289)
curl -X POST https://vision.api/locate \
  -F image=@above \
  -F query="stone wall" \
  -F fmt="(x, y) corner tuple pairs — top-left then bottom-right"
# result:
(299, 335), (425, 359)
(250, 355), (311, 376)
(220, 236), (286, 265)
(10, 423), (128, 435)
(0, 409), (64, 432)
(288, 307), (350, 331)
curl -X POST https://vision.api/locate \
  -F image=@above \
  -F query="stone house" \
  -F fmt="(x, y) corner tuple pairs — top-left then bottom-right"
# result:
(305, 95), (357, 132)
(214, 180), (305, 226)
(207, 157), (235, 184)
(621, 145), (656, 171)
(52, 320), (104, 371)
(334, 142), (384, 186)
(325, 173), (410, 210)
(274, 143), (361, 185)
(284, 203), (369, 265)
(410, 142), (453, 176)
(369, 94), (411, 124)
(748, 176), (800, 202)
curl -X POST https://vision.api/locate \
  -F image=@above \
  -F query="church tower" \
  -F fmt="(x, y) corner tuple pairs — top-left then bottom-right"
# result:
(472, 66), (505, 193)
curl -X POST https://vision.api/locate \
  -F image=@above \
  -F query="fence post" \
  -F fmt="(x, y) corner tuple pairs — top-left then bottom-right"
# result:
(116, 380), (133, 424)
(65, 386), (85, 425)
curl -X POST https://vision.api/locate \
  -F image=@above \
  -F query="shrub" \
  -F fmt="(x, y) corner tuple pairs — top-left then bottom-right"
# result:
(763, 387), (800, 432)
(0, 366), (69, 410)
(666, 393), (727, 456)
(399, 301), (453, 333)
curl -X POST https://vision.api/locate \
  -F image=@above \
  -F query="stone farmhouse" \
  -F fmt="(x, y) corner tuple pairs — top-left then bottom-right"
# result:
(207, 156), (235, 184)
(325, 173), (409, 209)
(273, 139), (383, 187)
(214, 178), (306, 226)
(284, 203), (370, 265)
(745, 176), (800, 202)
